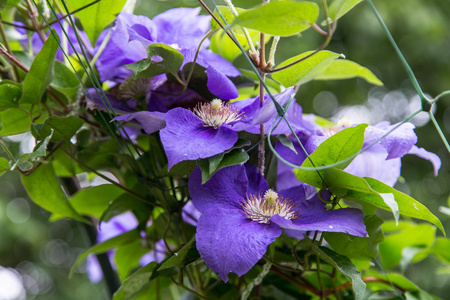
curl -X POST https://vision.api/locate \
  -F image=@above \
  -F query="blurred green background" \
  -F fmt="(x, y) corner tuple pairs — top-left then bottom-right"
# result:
(0, 0), (449, 298)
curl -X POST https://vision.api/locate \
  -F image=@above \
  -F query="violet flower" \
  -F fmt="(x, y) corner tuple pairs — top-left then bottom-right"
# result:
(95, 8), (240, 99)
(188, 164), (367, 281)
(160, 88), (295, 169)
(277, 120), (441, 189)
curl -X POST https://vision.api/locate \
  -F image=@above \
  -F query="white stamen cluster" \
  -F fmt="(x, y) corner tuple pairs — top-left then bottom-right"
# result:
(193, 99), (244, 129)
(322, 118), (354, 137)
(240, 189), (300, 224)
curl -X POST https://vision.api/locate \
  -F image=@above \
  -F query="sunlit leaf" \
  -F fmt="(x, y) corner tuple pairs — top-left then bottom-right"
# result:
(0, 157), (9, 176)
(329, 0), (364, 20)
(233, 1), (319, 36)
(158, 238), (199, 271)
(0, 83), (22, 111)
(295, 124), (367, 188)
(315, 59), (383, 85)
(32, 115), (83, 142)
(272, 51), (342, 87)
(20, 30), (59, 104)
(68, 0), (127, 44)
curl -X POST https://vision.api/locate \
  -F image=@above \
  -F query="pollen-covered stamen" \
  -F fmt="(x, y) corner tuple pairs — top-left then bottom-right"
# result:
(240, 190), (300, 224)
(193, 99), (244, 129)
(323, 118), (354, 137)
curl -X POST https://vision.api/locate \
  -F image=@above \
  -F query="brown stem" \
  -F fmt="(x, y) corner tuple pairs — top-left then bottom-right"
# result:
(324, 277), (407, 297)
(25, 0), (46, 42)
(270, 267), (320, 296)
(0, 15), (21, 81)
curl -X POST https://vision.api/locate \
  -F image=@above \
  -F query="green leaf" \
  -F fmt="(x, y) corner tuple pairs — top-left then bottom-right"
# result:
(315, 59), (383, 85)
(69, 184), (125, 219)
(295, 124), (368, 188)
(272, 50), (342, 87)
(324, 214), (384, 260)
(379, 222), (435, 269)
(233, 1), (319, 36)
(329, 0), (364, 20)
(100, 192), (152, 223)
(366, 177), (445, 235)
(0, 157), (10, 176)
(20, 30), (59, 104)
(21, 163), (87, 223)
(211, 5), (246, 34)
(51, 61), (81, 100)
(0, 83), (22, 111)
(311, 244), (366, 300)
(115, 240), (151, 282)
(0, 108), (30, 135)
(432, 237), (450, 263)
(278, 134), (297, 155)
(323, 169), (445, 234)
(126, 43), (184, 78)
(69, 0), (127, 45)
(158, 238), (199, 271)
(199, 148), (249, 184)
(0, 0), (7, 11)
(16, 129), (54, 168)
(113, 262), (157, 300)
(70, 229), (140, 277)
(32, 115), (83, 142)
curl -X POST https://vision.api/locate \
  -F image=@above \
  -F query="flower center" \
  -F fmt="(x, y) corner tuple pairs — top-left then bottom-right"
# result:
(322, 118), (353, 137)
(240, 189), (300, 224)
(193, 99), (244, 129)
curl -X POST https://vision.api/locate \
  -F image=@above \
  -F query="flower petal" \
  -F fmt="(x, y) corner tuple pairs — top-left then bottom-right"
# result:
(160, 108), (238, 169)
(189, 165), (247, 213)
(408, 145), (441, 176)
(113, 111), (166, 134)
(196, 208), (281, 282)
(205, 66), (239, 100)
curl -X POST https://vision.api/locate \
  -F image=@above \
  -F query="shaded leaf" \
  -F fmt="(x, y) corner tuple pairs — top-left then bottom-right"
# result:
(113, 262), (157, 300)
(295, 124), (368, 188)
(324, 214), (384, 260)
(158, 238), (199, 270)
(126, 43), (183, 78)
(115, 240), (151, 282)
(0, 83), (22, 111)
(32, 115), (83, 142)
(199, 148), (249, 184)
(71, 230), (140, 277)
(0, 157), (10, 176)
(51, 61), (81, 100)
(311, 244), (366, 300)
(233, 1), (319, 36)
(20, 30), (59, 104)
(315, 59), (383, 85)
(17, 129), (54, 167)
(272, 50), (342, 87)
(100, 192), (152, 223)
(21, 163), (87, 223)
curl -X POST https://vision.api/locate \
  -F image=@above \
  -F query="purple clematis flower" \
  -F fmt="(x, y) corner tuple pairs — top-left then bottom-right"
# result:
(95, 7), (240, 99)
(277, 120), (441, 189)
(188, 164), (367, 282)
(160, 87), (295, 169)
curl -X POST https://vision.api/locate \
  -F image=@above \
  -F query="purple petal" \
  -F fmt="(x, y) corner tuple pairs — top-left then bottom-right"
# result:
(182, 201), (202, 226)
(344, 148), (401, 187)
(97, 212), (138, 242)
(270, 194), (367, 237)
(408, 146), (441, 176)
(244, 164), (269, 195)
(196, 208), (281, 282)
(275, 136), (309, 190)
(153, 7), (210, 49)
(86, 255), (103, 283)
(189, 165), (247, 213)
(113, 111), (166, 134)
(205, 66), (239, 100)
(160, 108), (238, 169)
(366, 122), (417, 159)
(200, 49), (241, 77)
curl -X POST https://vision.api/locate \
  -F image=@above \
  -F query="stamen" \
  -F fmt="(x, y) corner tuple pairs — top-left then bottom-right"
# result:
(240, 191), (300, 224)
(193, 99), (244, 129)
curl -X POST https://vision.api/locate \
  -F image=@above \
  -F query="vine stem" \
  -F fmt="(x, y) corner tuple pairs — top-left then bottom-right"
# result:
(324, 277), (406, 297)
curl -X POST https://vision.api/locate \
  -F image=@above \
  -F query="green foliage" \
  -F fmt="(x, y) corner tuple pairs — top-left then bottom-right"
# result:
(126, 43), (184, 79)
(67, 0), (127, 45)
(158, 238), (199, 271)
(0, 157), (9, 176)
(32, 115), (83, 142)
(51, 61), (81, 101)
(272, 51), (342, 87)
(315, 59), (383, 86)
(233, 1), (319, 36)
(0, 81), (22, 111)
(21, 163), (87, 223)
(311, 244), (366, 300)
(328, 0), (364, 20)
(324, 214), (384, 260)
(20, 30), (59, 104)
(295, 124), (368, 188)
